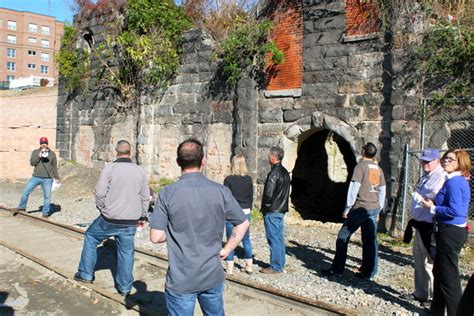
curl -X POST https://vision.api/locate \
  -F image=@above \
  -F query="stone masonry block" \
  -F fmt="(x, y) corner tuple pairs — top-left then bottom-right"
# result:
(259, 108), (283, 123)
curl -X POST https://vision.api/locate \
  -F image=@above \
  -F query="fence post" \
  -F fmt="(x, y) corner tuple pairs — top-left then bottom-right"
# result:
(420, 98), (426, 151)
(400, 143), (410, 231)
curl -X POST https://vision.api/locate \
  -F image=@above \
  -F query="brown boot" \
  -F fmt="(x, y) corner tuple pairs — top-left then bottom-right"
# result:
(243, 259), (253, 275)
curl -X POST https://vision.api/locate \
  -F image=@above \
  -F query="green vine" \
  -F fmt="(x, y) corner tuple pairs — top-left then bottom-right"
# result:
(364, 1), (473, 104)
(56, 25), (89, 92)
(118, 0), (191, 88)
(414, 20), (473, 102)
(58, 0), (191, 98)
(213, 19), (284, 87)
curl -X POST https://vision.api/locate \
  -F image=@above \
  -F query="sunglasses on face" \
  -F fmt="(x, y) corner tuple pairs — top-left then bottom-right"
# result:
(443, 157), (457, 163)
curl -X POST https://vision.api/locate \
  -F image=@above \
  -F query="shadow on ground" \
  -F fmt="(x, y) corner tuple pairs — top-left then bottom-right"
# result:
(0, 292), (14, 316)
(286, 240), (424, 314)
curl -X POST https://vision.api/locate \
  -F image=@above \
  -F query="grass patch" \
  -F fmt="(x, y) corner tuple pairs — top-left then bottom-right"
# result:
(251, 207), (263, 222)
(460, 236), (474, 263)
(149, 177), (174, 194)
(378, 232), (411, 249)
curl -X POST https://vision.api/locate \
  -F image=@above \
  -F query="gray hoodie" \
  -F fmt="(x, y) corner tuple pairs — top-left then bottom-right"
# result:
(95, 158), (149, 225)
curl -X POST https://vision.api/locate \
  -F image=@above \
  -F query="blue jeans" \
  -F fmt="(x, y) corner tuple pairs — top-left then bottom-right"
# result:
(264, 212), (285, 272)
(19, 176), (53, 215)
(332, 207), (380, 278)
(225, 214), (252, 261)
(165, 282), (225, 316)
(76, 216), (137, 293)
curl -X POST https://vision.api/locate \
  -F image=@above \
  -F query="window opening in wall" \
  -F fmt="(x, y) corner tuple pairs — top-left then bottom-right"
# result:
(29, 23), (37, 33)
(29, 37), (37, 43)
(41, 65), (49, 74)
(41, 53), (49, 62)
(28, 50), (37, 56)
(79, 27), (95, 53)
(7, 62), (16, 71)
(41, 39), (49, 48)
(42, 25), (50, 35)
(7, 20), (16, 30)
(28, 63), (36, 69)
(291, 129), (357, 222)
(6, 75), (15, 81)
(7, 35), (16, 44)
(7, 48), (16, 58)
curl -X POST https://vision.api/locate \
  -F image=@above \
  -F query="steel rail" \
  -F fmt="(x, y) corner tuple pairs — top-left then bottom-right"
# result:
(0, 207), (356, 315)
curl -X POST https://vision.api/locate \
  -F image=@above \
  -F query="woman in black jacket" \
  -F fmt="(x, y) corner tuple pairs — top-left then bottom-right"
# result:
(223, 154), (254, 274)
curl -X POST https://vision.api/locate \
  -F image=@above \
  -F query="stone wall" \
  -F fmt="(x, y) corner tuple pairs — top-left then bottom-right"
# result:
(57, 29), (235, 183)
(0, 88), (58, 179)
(250, 0), (395, 220)
(56, 1), (423, 223)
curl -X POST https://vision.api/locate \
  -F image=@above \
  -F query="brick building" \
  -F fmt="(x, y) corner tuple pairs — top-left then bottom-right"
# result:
(0, 7), (64, 84)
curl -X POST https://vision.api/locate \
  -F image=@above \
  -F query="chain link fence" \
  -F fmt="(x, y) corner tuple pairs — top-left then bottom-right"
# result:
(399, 98), (473, 232)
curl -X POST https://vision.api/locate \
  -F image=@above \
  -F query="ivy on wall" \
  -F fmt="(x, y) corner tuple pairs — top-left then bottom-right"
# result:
(57, 0), (191, 99)
(58, 0), (283, 95)
(213, 19), (284, 87)
(414, 19), (472, 102)
(365, 0), (473, 103)
(56, 25), (89, 92)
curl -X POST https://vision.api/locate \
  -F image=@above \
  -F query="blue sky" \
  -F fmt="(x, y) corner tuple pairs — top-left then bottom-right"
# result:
(0, 0), (75, 23)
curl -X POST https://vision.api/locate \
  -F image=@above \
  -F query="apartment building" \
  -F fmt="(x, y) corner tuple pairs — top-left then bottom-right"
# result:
(0, 7), (64, 84)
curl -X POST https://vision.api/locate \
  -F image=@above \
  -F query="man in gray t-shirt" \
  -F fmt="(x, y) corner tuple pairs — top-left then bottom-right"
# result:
(323, 142), (386, 280)
(149, 139), (248, 316)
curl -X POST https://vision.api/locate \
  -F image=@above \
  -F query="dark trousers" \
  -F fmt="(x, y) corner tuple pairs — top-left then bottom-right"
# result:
(431, 224), (467, 316)
(457, 274), (474, 316)
(332, 207), (380, 278)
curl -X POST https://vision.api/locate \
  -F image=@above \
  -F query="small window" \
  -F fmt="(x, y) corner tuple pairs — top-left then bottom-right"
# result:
(41, 39), (49, 48)
(27, 63), (36, 69)
(28, 37), (37, 43)
(29, 23), (38, 33)
(7, 62), (16, 71)
(7, 35), (16, 44)
(28, 50), (37, 56)
(42, 25), (50, 35)
(7, 48), (16, 58)
(7, 20), (16, 30)
(41, 53), (49, 62)
(41, 65), (49, 74)
(6, 75), (15, 81)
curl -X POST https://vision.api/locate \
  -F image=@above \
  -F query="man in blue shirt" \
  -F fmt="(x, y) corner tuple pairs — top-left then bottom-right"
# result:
(149, 139), (249, 316)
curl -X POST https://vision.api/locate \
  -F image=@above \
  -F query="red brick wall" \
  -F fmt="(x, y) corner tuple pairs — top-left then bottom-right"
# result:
(265, 0), (303, 91)
(345, 0), (380, 36)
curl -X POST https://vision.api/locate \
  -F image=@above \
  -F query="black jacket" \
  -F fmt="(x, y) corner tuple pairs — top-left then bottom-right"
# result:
(261, 162), (290, 214)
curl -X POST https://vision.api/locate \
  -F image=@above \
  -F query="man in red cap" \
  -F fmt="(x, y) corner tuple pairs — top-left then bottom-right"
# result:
(11, 136), (59, 218)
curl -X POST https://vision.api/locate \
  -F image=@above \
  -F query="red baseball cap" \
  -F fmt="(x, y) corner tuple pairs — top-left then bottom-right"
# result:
(39, 137), (48, 144)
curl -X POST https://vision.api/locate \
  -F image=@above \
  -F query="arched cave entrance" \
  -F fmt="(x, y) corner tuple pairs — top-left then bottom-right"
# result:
(291, 129), (357, 222)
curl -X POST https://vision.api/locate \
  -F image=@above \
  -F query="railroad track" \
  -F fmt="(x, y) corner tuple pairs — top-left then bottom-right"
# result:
(0, 207), (355, 315)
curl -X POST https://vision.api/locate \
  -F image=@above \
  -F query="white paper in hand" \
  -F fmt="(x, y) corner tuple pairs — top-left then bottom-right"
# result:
(52, 179), (61, 191)
(412, 191), (423, 205)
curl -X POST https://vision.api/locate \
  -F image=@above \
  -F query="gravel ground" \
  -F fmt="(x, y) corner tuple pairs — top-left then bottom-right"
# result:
(1, 162), (472, 316)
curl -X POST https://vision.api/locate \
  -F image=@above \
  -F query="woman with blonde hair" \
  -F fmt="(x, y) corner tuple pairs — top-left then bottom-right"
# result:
(421, 148), (471, 316)
(223, 154), (254, 274)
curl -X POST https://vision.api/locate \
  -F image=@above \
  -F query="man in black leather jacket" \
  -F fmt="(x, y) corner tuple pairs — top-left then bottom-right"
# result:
(260, 147), (290, 274)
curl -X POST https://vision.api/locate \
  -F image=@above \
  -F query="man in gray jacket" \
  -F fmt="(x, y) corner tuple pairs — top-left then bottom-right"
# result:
(74, 140), (149, 297)
(12, 136), (59, 218)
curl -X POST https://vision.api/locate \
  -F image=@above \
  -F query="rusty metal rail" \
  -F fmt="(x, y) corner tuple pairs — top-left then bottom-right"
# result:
(0, 207), (356, 315)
